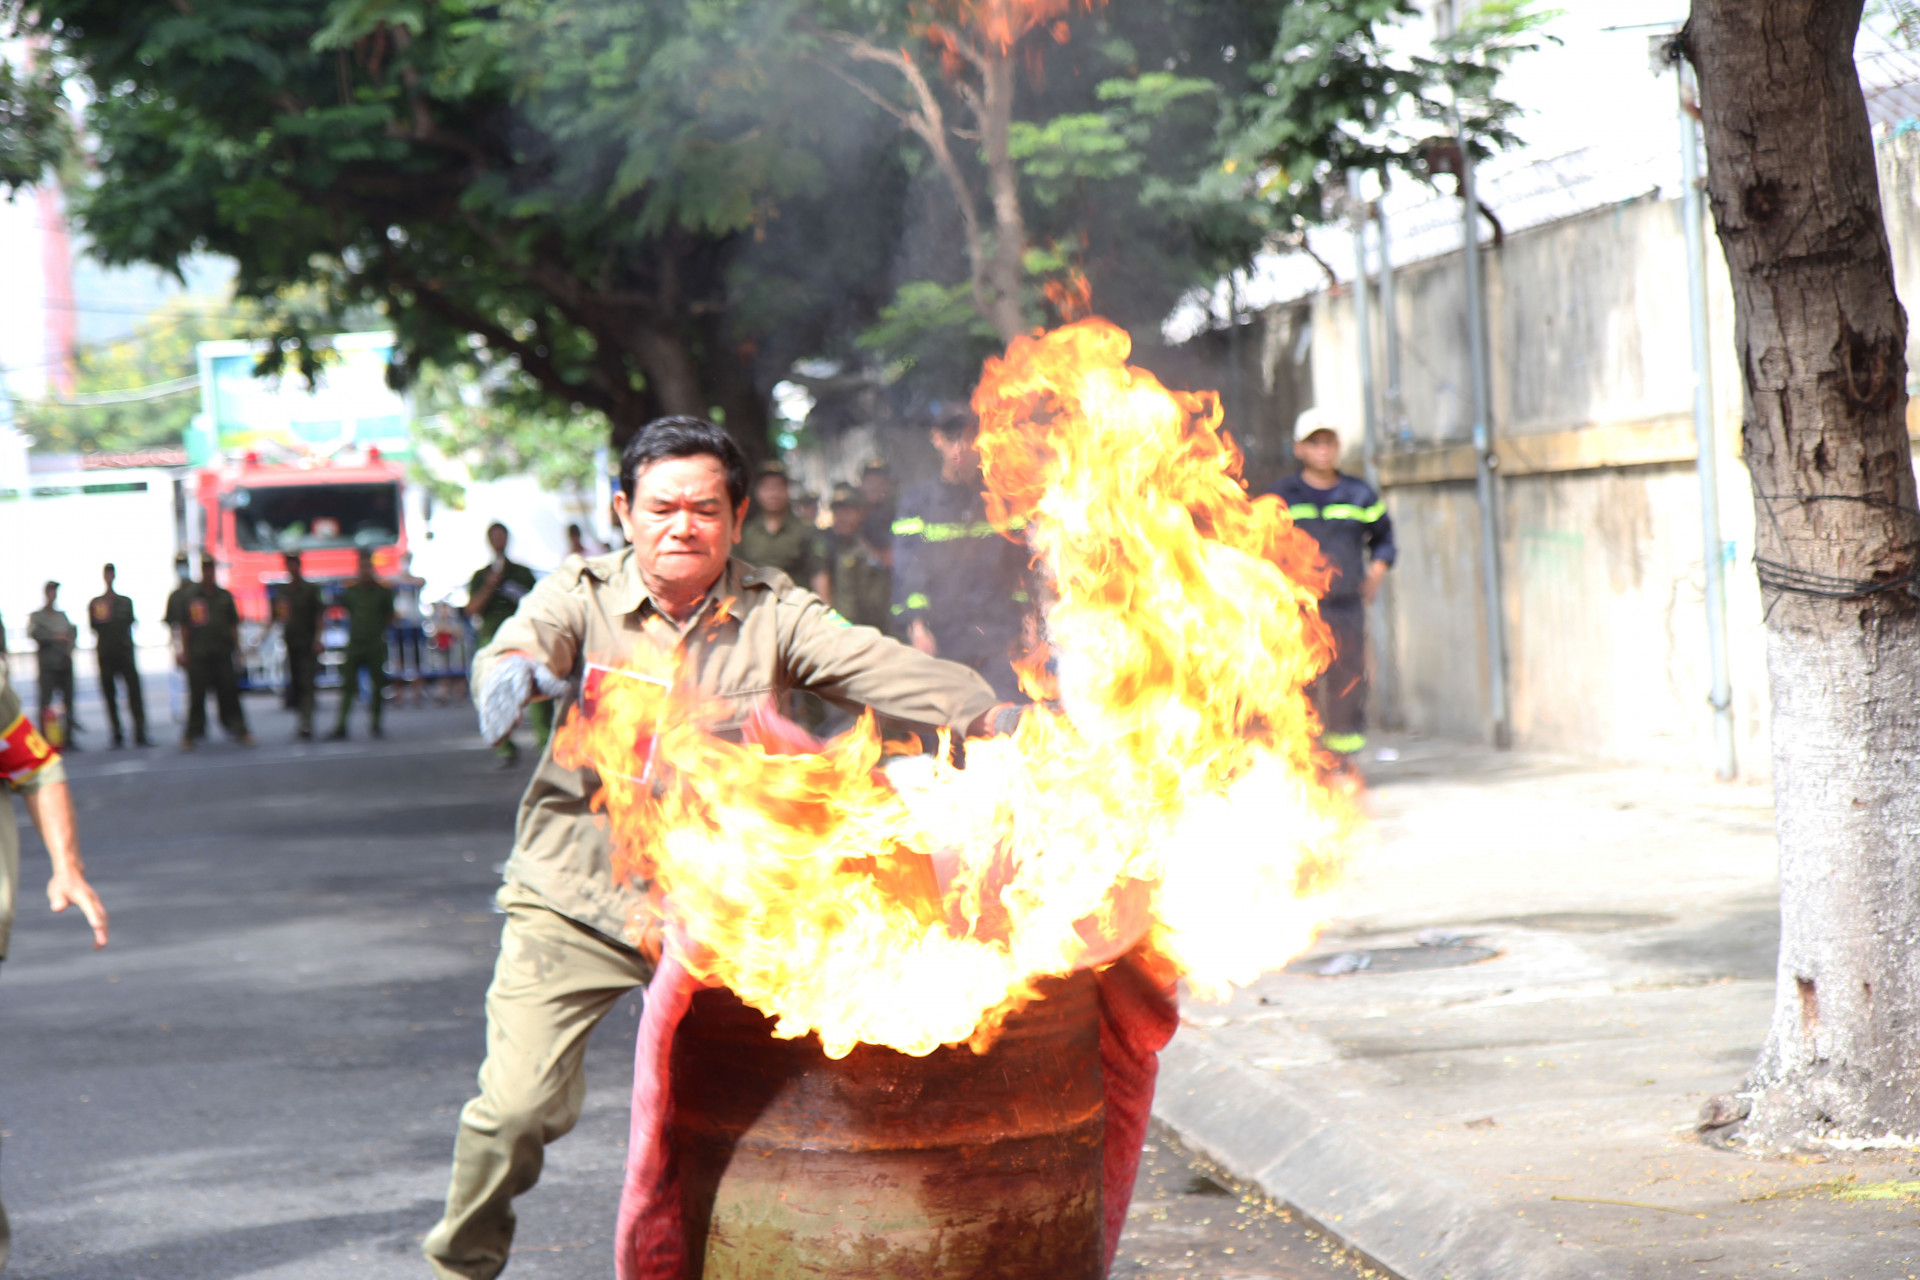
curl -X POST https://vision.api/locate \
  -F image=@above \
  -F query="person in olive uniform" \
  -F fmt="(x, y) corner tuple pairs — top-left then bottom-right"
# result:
(735, 460), (828, 596)
(330, 548), (396, 740)
(87, 564), (148, 748)
(27, 582), (79, 743)
(166, 554), (252, 749)
(279, 551), (325, 741)
(858, 458), (897, 568)
(823, 484), (892, 630)
(467, 523), (540, 762)
(424, 416), (1016, 1280)
(0, 657), (110, 1271)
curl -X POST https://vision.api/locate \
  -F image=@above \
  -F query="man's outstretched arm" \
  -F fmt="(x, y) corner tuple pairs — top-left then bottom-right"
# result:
(20, 779), (109, 948)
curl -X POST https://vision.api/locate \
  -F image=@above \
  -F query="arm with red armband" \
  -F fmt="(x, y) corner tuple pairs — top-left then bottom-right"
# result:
(2, 685), (108, 948)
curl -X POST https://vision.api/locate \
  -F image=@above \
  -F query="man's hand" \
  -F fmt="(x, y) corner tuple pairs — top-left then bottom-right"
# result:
(478, 653), (569, 745)
(21, 780), (108, 948)
(908, 619), (937, 656)
(48, 868), (109, 949)
(1360, 559), (1390, 606)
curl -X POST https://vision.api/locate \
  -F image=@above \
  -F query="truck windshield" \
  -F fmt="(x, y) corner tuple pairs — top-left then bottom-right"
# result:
(230, 483), (401, 551)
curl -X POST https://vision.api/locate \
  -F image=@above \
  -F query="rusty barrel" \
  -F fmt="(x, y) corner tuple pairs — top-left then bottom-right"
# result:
(669, 970), (1105, 1279)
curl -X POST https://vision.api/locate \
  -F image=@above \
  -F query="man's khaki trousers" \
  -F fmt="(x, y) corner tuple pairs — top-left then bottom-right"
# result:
(423, 884), (652, 1280)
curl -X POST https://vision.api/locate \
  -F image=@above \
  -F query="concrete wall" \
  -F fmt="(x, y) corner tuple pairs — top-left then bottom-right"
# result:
(1306, 178), (1791, 778)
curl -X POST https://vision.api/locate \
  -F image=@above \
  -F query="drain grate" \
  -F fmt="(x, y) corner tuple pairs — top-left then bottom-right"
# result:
(1285, 940), (1501, 977)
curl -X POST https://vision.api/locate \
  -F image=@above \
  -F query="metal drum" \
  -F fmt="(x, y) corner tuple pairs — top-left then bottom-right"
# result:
(670, 970), (1106, 1279)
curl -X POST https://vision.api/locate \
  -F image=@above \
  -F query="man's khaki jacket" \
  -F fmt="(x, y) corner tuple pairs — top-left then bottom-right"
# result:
(474, 550), (1000, 944)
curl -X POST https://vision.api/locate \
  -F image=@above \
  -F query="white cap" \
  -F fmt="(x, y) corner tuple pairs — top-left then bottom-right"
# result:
(1293, 406), (1341, 443)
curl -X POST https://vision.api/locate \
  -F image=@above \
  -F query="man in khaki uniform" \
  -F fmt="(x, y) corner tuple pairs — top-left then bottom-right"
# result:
(425, 416), (1007, 1280)
(0, 658), (110, 1270)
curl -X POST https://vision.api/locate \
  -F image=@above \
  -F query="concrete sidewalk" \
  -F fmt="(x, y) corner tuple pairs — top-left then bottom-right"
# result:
(1154, 735), (1920, 1279)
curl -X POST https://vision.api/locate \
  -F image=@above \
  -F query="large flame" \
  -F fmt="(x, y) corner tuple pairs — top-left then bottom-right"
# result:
(556, 318), (1355, 1058)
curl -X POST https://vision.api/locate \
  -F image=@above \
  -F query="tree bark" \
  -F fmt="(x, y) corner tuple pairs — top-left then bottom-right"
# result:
(977, 51), (1030, 343)
(1688, 0), (1920, 1148)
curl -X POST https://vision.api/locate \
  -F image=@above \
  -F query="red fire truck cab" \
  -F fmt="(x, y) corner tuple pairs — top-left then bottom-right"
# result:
(194, 452), (409, 688)
(196, 452), (408, 617)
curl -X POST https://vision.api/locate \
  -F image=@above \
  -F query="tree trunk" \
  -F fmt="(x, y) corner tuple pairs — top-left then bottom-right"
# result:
(633, 324), (708, 419)
(978, 51), (1030, 344)
(1688, 0), (1920, 1149)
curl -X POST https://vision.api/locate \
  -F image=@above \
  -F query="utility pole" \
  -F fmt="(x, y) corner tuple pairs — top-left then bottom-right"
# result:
(1457, 127), (1512, 749)
(1346, 171), (1381, 491)
(1375, 188), (1408, 446)
(1662, 32), (1738, 781)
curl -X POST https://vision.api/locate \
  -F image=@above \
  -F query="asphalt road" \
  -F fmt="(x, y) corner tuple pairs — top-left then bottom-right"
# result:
(2, 694), (1376, 1279)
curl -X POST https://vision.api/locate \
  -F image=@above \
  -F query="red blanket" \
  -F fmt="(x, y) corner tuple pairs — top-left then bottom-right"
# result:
(613, 949), (1178, 1279)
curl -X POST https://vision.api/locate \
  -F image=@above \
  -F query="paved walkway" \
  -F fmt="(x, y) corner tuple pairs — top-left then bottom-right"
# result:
(1155, 735), (1920, 1280)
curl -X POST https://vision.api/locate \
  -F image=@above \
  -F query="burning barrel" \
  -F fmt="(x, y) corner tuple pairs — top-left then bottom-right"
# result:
(669, 970), (1106, 1279)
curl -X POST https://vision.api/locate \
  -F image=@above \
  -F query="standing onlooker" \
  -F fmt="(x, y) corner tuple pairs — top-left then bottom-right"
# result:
(167, 553), (253, 750)
(823, 484), (892, 631)
(858, 458), (896, 567)
(27, 582), (80, 745)
(279, 551), (324, 741)
(1268, 409), (1396, 761)
(794, 487), (821, 531)
(87, 564), (149, 748)
(736, 460), (829, 596)
(467, 523), (539, 763)
(330, 547), (396, 741)
(0, 655), (110, 1271)
(890, 409), (1033, 700)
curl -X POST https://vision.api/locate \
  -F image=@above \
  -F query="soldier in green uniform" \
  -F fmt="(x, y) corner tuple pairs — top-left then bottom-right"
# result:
(87, 564), (148, 748)
(823, 484), (892, 630)
(330, 547), (396, 740)
(735, 460), (827, 596)
(166, 553), (253, 750)
(27, 581), (79, 744)
(0, 656), (110, 1271)
(467, 523), (541, 762)
(278, 551), (325, 741)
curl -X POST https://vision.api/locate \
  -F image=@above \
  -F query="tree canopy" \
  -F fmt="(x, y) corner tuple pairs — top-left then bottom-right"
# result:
(0, 0), (1544, 460)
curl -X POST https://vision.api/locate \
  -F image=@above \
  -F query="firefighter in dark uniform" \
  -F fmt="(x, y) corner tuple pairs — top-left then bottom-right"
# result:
(331, 547), (395, 740)
(890, 409), (1032, 700)
(823, 484), (892, 631)
(1268, 409), (1396, 759)
(858, 458), (896, 566)
(736, 460), (827, 596)
(87, 564), (148, 748)
(166, 554), (253, 749)
(279, 551), (324, 741)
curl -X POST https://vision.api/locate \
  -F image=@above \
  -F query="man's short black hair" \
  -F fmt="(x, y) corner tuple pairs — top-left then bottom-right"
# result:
(486, 521), (509, 538)
(620, 416), (749, 511)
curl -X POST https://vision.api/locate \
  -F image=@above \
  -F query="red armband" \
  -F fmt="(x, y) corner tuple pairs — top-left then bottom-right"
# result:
(0, 711), (57, 784)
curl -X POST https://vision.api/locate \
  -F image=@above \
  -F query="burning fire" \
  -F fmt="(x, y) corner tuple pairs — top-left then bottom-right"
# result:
(556, 318), (1355, 1058)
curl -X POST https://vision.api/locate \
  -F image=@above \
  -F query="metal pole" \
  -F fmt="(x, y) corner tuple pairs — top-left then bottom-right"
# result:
(1375, 189), (1408, 445)
(1346, 170), (1381, 491)
(1675, 51), (1737, 780)
(1458, 129), (1512, 749)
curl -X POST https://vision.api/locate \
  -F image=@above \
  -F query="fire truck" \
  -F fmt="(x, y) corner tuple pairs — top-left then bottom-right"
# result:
(188, 334), (440, 691)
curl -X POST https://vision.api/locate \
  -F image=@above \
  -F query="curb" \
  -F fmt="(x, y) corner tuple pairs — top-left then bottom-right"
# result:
(1151, 1028), (1608, 1280)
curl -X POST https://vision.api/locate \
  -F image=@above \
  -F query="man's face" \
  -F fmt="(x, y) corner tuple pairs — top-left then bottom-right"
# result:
(43, 585), (57, 607)
(617, 455), (745, 597)
(754, 474), (790, 517)
(200, 558), (218, 586)
(1294, 431), (1340, 473)
(285, 554), (303, 580)
(860, 471), (889, 504)
(487, 525), (509, 556)
(358, 551), (375, 578)
(930, 427), (977, 482)
(103, 566), (115, 589)
(831, 501), (864, 536)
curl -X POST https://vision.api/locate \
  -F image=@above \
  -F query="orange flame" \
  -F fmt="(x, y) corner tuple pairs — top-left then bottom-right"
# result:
(556, 318), (1354, 1059)
(919, 0), (1102, 53)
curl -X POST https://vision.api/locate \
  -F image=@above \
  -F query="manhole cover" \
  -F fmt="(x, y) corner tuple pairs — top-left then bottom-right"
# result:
(1285, 941), (1501, 977)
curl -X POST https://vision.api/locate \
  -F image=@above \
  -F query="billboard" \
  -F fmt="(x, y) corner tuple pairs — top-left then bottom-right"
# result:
(188, 332), (411, 464)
